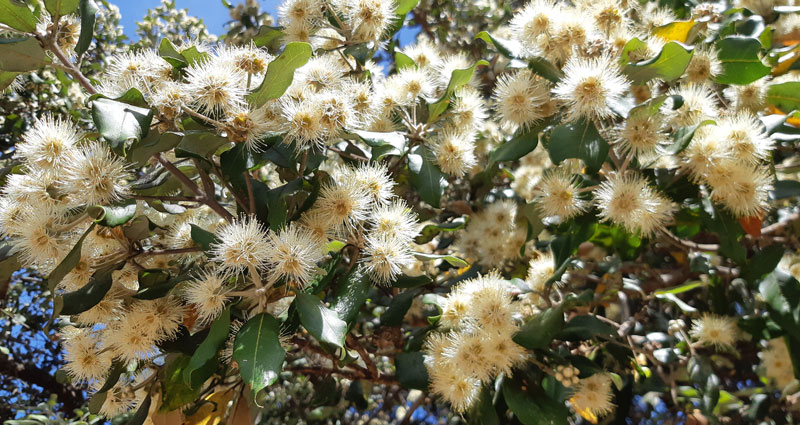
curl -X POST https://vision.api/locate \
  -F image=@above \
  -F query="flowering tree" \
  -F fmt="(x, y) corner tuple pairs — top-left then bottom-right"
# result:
(2, 0), (800, 423)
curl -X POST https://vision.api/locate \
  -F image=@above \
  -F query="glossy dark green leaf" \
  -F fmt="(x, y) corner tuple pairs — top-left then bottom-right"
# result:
(513, 306), (564, 349)
(547, 118), (608, 172)
(91, 98), (153, 149)
(703, 206), (746, 264)
(381, 288), (420, 326)
(75, 0), (98, 55)
(664, 119), (716, 155)
(428, 60), (488, 122)
(233, 313), (286, 405)
(86, 200), (137, 227)
(623, 41), (694, 84)
(715, 36), (771, 85)
(502, 378), (569, 425)
(160, 355), (203, 411)
(347, 130), (406, 161)
(295, 292), (348, 348)
(47, 223), (95, 293)
(175, 130), (230, 161)
(0, 0), (38, 32)
(407, 145), (447, 208)
(59, 264), (118, 316)
(248, 42), (312, 107)
(331, 267), (371, 324)
(772, 180), (800, 200)
(190, 224), (218, 253)
(741, 245), (785, 283)
(128, 131), (183, 167)
(395, 352), (429, 390)
(184, 308), (230, 388)
(488, 117), (554, 166)
(45, 0), (80, 16)
(133, 273), (193, 300)
(126, 395), (151, 425)
(469, 386), (500, 425)
(0, 38), (48, 72)
(556, 315), (616, 341)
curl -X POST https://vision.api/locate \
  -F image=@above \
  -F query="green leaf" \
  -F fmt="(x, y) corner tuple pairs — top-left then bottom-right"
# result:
(528, 56), (565, 83)
(128, 131), (183, 167)
(488, 124), (541, 166)
(619, 37), (649, 64)
(469, 386), (500, 425)
(347, 130), (407, 161)
(664, 119), (715, 155)
(175, 131), (230, 161)
(59, 264), (118, 316)
(158, 38), (187, 68)
(502, 378), (569, 425)
(415, 216), (466, 244)
(407, 145), (447, 208)
(248, 42), (312, 107)
(75, 0), (98, 56)
(47, 223), (95, 293)
(160, 355), (203, 411)
(742, 245), (785, 283)
(94, 361), (125, 394)
(233, 313), (286, 404)
(654, 281), (704, 295)
(556, 315), (616, 341)
(0, 0), (37, 32)
(413, 252), (468, 268)
(547, 118), (609, 172)
(767, 82), (800, 112)
(0, 71), (19, 90)
(703, 206), (746, 264)
(91, 98), (153, 150)
(772, 180), (800, 200)
(86, 200), (137, 227)
(474, 31), (521, 59)
(252, 26), (284, 48)
(0, 38), (48, 72)
(427, 60), (488, 122)
(44, 0), (80, 16)
(331, 267), (371, 324)
(513, 306), (564, 349)
(395, 50), (415, 70)
(386, 0), (419, 35)
(295, 292), (348, 348)
(180, 46), (209, 66)
(380, 289), (420, 326)
(395, 352), (429, 390)
(623, 41), (694, 84)
(190, 224), (218, 253)
(184, 308), (230, 388)
(127, 395), (152, 425)
(715, 36), (771, 85)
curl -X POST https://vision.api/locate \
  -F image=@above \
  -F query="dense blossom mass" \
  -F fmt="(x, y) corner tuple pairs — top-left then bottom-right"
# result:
(1, 0), (800, 422)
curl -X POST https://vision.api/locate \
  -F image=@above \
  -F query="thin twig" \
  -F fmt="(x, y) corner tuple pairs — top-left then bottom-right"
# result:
(136, 247), (204, 257)
(245, 171), (256, 214)
(40, 36), (98, 95)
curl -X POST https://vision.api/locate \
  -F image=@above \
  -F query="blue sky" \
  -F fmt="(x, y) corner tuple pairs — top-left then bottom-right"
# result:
(115, 0), (418, 46)
(117, 0), (281, 39)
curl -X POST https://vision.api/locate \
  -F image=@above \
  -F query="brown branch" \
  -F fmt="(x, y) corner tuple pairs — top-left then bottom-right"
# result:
(244, 171), (256, 214)
(194, 160), (236, 222)
(327, 145), (368, 162)
(131, 194), (201, 202)
(347, 334), (378, 379)
(286, 367), (398, 385)
(39, 36), (98, 95)
(762, 212), (800, 236)
(659, 229), (720, 252)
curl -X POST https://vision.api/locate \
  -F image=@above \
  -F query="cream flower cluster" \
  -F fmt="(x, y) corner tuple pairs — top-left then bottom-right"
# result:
(424, 274), (526, 412)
